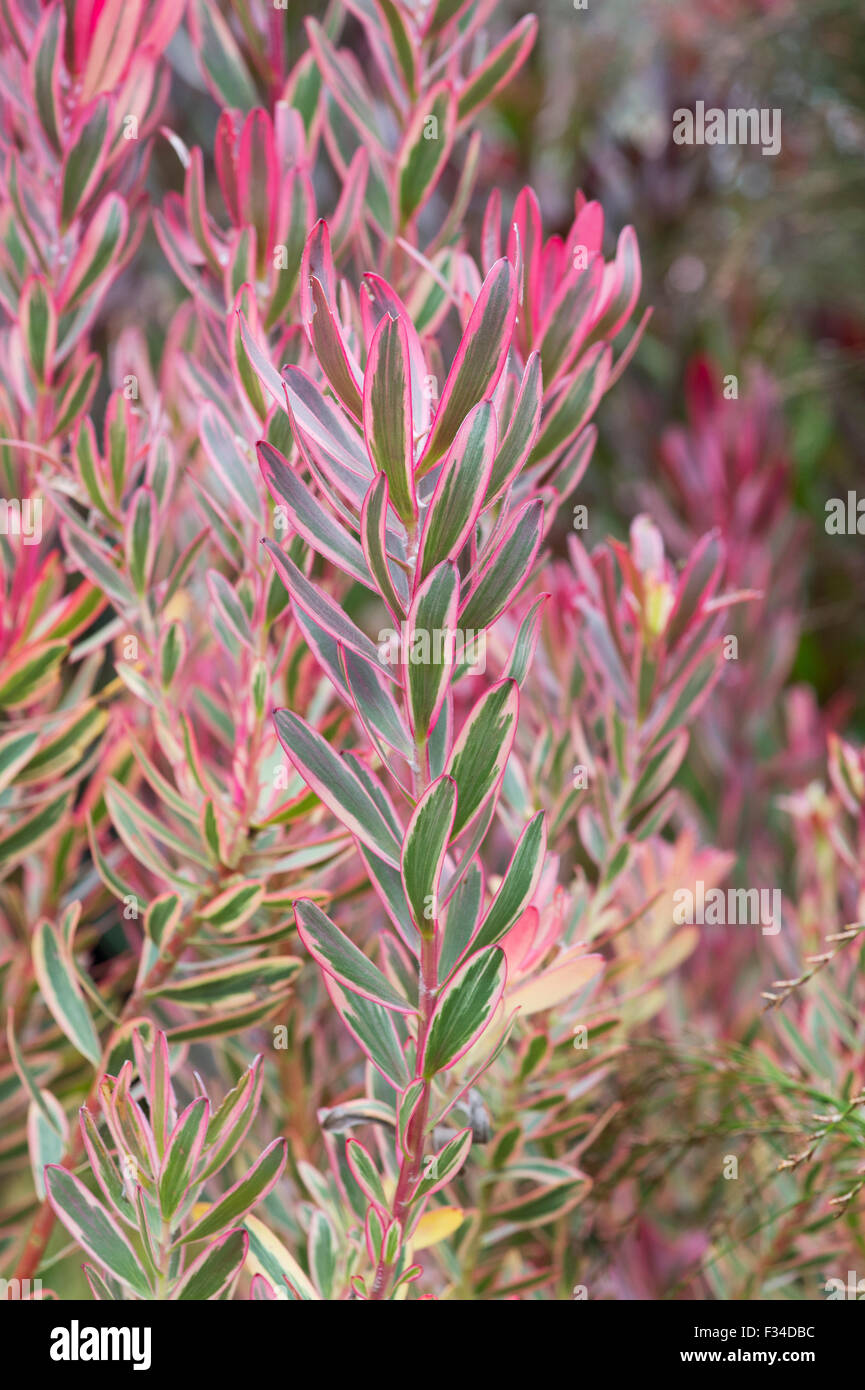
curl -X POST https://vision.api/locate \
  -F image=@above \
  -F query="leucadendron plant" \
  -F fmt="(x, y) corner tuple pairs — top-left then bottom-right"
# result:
(44, 1027), (286, 1300)
(10, 0), (856, 1308)
(235, 167), (642, 1294)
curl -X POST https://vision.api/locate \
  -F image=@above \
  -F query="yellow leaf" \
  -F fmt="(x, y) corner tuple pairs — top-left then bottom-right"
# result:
(412, 1205), (464, 1251)
(507, 951), (603, 1017)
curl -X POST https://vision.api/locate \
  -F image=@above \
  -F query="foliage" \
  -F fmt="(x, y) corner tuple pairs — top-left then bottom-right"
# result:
(0, 0), (863, 1303)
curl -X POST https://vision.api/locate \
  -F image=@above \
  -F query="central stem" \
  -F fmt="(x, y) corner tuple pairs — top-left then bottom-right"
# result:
(369, 930), (437, 1299)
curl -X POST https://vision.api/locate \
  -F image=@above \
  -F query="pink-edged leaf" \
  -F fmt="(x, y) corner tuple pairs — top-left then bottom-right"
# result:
(81, 0), (143, 102)
(60, 97), (109, 228)
(283, 364), (371, 476)
(484, 353), (542, 506)
(258, 440), (373, 588)
(200, 402), (262, 525)
(591, 224), (642, 340)
(397, 81), (456, 225)
(361, 273), (428, 432)
(56, 193), (129, 315)
(30, 2), (65, 155)
(295, 898), (412, 1012)
(417, 400), (497, 581)
(423, 947), (507, 1077)
(189, 0), (256, 110)
(306, 18), (385, 152)
(158, 1095), (209, 1219)
(363, 312), (415, 525)
(401, 775), (457, 930)
(459, 498), (544, 632)
(405, 561), (460, 740)
(531, 334), (613, 466)
(536, 255), (604, 385)
(309, 274), (364, 419)
(473, 811), (547, 950)
(445, 679), (519, 839)
(238, 108), (277, 277)
(20, 276), (56, 385)
(339, 644), (415, 760)
(361, 472), (408, 618)
(262, 539), (383, 668)
(44, 1165), (152, 1297)
(176, 1139), (287, 1246)
(172, 1228), (249, 1300)
(415, 1128), (472, 1199)
(124, 486), (156, 595)
(273, 709), (402, 866)
(323, 974), (411, 1089)
(456, 15), (537, 123)
(419, 258), (516, 474)
(508, 187), (542, 353)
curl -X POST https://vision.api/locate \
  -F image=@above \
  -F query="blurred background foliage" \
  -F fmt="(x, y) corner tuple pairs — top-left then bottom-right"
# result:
(23, 0), (865, 1299)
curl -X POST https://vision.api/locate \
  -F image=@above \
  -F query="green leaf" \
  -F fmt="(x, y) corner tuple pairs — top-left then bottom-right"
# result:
(45, 1166), (151, 1297)
(159, 1097), (209, 1219)
(0, 642), (66, 709)
(325, 976), (410, 1089)
(274, 709), (402, 866)
(528, 343), (611, 466)
(473, 812), (547, 950)
(20, 276), (56, 384)
(33, 2), (64, 153)
(146, 958), (301, 1010)
(340, 645), (414, 759)
(177, 1138), (287, 1245)
(423, 948), (506, 1078)
(459, 500), (543, 632)
(294, 899), (411, 1011)
(308, 1211), (337, 1300)
(196, 881), (264, 931)
(363, 313), (415, 524)
(32, 920), (101, 1064)
(28, 1091), (68, 1199)
(144, 894), (181, 950)
(60, 98), (108, 228)
(346, 1138), (388, 1207)
(485, 353), (542, 506)
(401, 775), (457, 931)
(173, 1228), (249, 1300)
(125, 487), (155, 595)
(456, 15), (536, 124)
(190, 0), (256, 110)
(445, 681), (518, 838)
(415, 1127), (472, 1199)
(0, 728), (40, 792)
(439, 859), (482, 980)
(398, 81), (456, 224)
(417, 401), (496, 581)
(406, 562), (459, 741)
